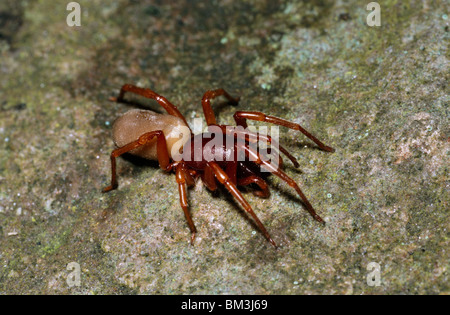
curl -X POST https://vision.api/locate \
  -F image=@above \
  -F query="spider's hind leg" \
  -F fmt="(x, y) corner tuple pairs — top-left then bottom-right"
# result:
(103, 130), (170, 192)
(175, 163), (197, 245)
(110, 84), (189, 127)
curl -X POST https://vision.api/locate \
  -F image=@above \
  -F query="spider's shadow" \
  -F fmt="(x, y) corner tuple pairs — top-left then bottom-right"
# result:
(114, 98), (166, 113)
(120, 152), (161, 170)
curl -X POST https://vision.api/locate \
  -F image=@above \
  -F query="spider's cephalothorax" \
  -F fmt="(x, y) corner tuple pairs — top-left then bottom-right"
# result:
(103, 84), (335, 248)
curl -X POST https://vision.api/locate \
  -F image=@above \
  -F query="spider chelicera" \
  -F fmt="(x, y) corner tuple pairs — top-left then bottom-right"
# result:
(103, 84), (335, 248)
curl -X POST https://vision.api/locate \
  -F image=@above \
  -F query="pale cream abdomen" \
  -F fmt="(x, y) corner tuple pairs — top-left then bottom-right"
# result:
(112, 109), (190, 160)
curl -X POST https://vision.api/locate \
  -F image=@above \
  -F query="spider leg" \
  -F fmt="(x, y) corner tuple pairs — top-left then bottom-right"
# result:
(216, 125), (300, 168)
(238, 175), (270, 198)
(233, 111), (335, 152)
(242, 132), (298, 168)
(186, 169), (198, 182)
(201, 164), (218, 191)
(175, 163), (197, 244)
(223, 148), (270, 197)
(103, 130), (170, 192)
(207, 161), (277, 248)
(202, 89), (240, 125)
(225, 160), (238, 185)
(223, 150), (270, 198)
(110, 84), (190, 127)
(238, 143), (325, 224)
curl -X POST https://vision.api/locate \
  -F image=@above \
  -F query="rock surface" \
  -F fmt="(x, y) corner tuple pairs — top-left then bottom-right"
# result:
(0, 0), (448, 294)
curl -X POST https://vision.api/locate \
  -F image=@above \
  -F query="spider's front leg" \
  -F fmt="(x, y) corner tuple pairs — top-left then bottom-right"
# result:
(201, 89), (240, 125)
(238, 143), (325, 224)
(216, 125), (300, 168)
(233, 111), (335, 152)
(175, 163), (197, 244)
(103, 130), (170, 192)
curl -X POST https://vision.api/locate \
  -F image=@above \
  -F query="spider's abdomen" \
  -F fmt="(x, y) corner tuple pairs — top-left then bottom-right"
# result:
(112, 109), (190, 160)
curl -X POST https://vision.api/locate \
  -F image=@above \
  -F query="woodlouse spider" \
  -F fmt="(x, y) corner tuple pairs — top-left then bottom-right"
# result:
(103, 84), (335, 248)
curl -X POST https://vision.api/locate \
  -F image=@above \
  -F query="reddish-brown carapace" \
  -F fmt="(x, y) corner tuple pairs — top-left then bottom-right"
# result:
(103, 84), (335, 248)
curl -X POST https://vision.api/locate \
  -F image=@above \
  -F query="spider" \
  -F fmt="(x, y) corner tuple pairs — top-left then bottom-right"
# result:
(103, 84), (335, 248)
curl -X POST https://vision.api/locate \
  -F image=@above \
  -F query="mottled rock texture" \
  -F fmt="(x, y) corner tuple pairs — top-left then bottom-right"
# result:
(0, 0), (448, 294)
